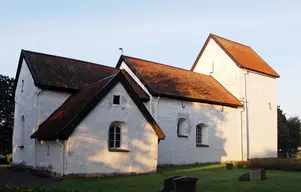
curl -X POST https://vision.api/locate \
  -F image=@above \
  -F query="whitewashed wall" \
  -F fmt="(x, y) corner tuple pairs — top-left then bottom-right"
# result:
(193, 38), (243, 99)
(192, 38), (278, 160)
(13, 59), (39, 166)
(157, 98), (242, 164)
(36, 140), (65, 174)
(13, 59), (70, 167)
(66, 82), (159, 174)
(119, 62), (155, 114)
(244, 71), (277, 158)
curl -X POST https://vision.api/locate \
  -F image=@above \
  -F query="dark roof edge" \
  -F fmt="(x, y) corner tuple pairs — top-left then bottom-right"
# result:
(31, 75), (116, 140)
(116, 56), (159, 96)
(32, 71), (165, 140)
(156, 93), (242, 108)
(13, 50), (40, 94)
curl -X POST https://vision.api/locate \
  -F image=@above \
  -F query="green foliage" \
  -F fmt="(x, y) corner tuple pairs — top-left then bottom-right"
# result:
(7, 154), (12, 164)
(235, 158), (301, 171)
(277, 106), (301, 156)
(0, 155), (8, 164)
(0, 185), (78, 192)
(233, 161), (251, 169)
(0, 74), (14, 155)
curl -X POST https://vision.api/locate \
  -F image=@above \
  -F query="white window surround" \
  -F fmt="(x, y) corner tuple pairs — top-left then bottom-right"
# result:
(177, 118), (189, 137)
(108, 121), (129, 152)
(108, 126), (121, 149)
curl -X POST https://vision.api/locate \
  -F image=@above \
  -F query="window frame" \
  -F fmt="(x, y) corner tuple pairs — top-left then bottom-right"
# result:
(113, 95), (120, 105)
(108, 126), (121, 149)
(196, 123), (210, 147)
(196, 125), (202, 144)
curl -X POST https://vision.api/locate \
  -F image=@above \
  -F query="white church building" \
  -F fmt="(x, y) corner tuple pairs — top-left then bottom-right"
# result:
(12, 34), (279, 176)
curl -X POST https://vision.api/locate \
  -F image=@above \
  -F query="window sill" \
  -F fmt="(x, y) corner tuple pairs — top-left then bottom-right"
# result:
(109, 148), (130, 152)
(177, 135), (189, 138)
(196, 144), (210, 147)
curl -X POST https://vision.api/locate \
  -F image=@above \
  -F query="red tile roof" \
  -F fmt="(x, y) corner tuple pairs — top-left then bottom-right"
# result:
(31, 71), (165, 140)
(118, 56), (242, 108)
(191, 34), (280, 78)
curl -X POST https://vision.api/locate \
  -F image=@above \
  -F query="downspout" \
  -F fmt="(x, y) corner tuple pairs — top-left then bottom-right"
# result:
(156, 96), (161, 123)
(155, 96), (161, 166)
(240, 104), (245, 161)
(243, 71), (250, 160)
(149, 97), (152, 114)
(35, 89), (41, 168)
(56, 139), (64, 176)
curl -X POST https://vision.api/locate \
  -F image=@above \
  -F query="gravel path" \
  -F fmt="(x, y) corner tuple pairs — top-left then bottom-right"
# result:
(0, 167), (59, 187)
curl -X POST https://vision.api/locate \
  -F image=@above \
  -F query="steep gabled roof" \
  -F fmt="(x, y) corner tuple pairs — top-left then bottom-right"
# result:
(117, 55), (242, 108)
(15, 50), (120, 92)
(191, 34), (280, 78)
(31, 71), (164, 141)
(14, 50), (149, 101)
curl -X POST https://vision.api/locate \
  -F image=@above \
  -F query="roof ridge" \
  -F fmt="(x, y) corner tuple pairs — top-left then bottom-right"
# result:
(87, 73), (119, 88)
(210, 33), (250, 48)
(123, 55), (211, 78)
(22, 49), (118, 70)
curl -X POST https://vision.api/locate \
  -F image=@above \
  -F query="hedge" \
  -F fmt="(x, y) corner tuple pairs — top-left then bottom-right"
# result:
(234, 158), (301, 171)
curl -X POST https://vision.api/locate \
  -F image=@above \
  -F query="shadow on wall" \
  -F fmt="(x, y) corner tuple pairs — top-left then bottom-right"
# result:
(67, 122), (156, 175)
(158, 101), (230, 165)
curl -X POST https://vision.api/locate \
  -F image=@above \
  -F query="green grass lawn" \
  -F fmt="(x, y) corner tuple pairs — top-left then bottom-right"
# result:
(53, 164), (301, 192)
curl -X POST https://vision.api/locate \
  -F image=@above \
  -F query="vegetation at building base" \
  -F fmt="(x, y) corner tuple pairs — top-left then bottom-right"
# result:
(234, 158), (301, 171)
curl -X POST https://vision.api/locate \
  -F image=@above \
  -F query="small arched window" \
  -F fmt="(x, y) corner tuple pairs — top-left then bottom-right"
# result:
(177, 118), (189, 137)
(109, 125), (121, 148)
(196, 123), (209, 147)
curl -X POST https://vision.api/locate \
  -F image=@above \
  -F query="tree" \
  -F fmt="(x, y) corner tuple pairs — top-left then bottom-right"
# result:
(278, 106), (288, 154)
(287, 116), (301, 152)
(277, 106), (301, 157)
(0, 74), (14, 154)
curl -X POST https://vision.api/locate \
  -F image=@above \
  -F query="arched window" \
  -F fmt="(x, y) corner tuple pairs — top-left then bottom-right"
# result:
(109, 125), (121, 148)
(196, 123), (209, 147)
(177, 118), (189, 137)
(20, 115), (25, 149)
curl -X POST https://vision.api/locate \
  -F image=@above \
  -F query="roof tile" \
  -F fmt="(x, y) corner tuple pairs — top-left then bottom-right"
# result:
(212, 34), (279, 77)
(123, 56), (242, 107)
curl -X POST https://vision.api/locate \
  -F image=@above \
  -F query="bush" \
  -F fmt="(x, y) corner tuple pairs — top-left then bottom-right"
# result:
(0, 185), (78, 192)
(235, 158), (301, 171)
(233, 161), (250, 169)
(0, 155), (8, 164)
(7, 154), (12, 165)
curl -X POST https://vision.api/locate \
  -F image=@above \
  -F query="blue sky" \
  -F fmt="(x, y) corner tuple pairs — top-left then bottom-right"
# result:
(1, 0), (300, 117)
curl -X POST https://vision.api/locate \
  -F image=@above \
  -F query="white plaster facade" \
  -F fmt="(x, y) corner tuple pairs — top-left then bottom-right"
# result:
(192, 38), (278, 159)
(13, 59), (70, 168)
(66, 83), (158, 175)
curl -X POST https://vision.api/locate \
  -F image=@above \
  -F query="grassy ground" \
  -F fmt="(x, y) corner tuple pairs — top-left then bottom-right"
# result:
(52, 164), (301, 192)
